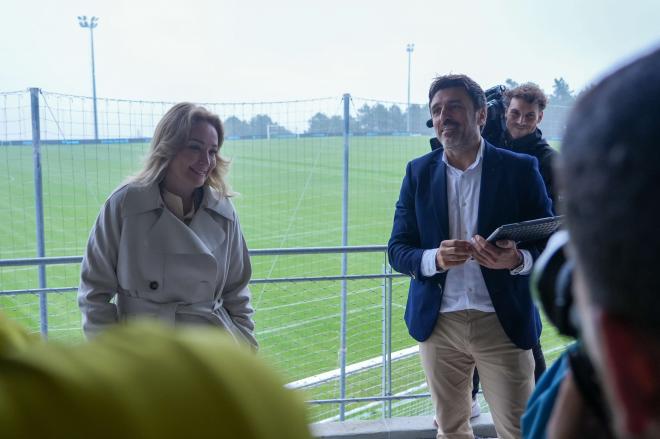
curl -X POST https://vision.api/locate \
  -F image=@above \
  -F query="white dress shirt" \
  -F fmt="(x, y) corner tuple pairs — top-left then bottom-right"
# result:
(420, 139), (532, 313)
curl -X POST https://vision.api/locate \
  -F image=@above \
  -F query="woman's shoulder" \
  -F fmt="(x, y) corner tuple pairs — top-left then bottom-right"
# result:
(104, 182), (161, 217)
(202, 186), (236, 221)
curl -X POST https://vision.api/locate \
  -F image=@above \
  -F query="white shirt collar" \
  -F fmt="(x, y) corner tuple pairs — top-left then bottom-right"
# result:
(160, 188), (195, 221)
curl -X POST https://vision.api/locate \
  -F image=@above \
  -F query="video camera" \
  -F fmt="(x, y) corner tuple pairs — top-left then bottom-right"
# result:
(532, 231), (578, 337)
(532, 231), (614, 436)
(427, 85), (508, 151)
(482, 85), (507, 146)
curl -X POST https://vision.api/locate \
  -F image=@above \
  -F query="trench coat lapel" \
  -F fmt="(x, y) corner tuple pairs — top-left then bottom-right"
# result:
(149, 208), (215, 255)
(125, 183), (234, 255)
(190, 209), (226, 253)
(190, 186), (234, 252)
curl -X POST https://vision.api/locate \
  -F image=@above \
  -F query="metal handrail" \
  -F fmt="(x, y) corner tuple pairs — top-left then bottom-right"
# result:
(0, 245), (389, 268)
(0, 245), (406, 296)
(1, 273), (407, 296)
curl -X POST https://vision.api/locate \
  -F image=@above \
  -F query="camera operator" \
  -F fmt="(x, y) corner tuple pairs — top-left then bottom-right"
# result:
(502, 83), (555, 379)
(467, 84), (554, 416)
(523, 46), (660, 438)
(501, 83), (557, 209)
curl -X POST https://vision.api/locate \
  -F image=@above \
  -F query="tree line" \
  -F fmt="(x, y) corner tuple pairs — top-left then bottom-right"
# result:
(223, 77), (578, 138)
(505, 77), (577, 107)
(221, 103), (434, 138)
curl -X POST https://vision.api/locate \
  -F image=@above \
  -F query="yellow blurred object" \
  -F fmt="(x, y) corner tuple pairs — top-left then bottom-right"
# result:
(0, 312), (41, 355)
(0, 318), (312, 439)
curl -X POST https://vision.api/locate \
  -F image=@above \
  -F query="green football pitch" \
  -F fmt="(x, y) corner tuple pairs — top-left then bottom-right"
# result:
(0, 135), (568, 421)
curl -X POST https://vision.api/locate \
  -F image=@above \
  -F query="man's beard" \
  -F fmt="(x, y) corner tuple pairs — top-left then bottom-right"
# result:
(441, 126), (479, 151)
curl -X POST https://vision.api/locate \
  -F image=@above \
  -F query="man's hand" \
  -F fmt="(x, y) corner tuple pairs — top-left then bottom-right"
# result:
(436, 239), (474, 271)
(471, 235), (522, 270)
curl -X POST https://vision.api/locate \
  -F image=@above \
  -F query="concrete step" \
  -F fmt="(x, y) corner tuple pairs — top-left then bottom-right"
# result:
(312, 414), (497, 439)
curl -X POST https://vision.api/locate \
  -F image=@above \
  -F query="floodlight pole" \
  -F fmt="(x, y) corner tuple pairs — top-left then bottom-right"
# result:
(78, 15), (99, 141)
(406, 43), (414, 133)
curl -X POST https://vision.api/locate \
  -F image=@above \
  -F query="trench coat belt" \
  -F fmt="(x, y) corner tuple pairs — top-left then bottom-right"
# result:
(119, 294), (221, 322)
(177, 299), (238, 329)
(119, 295), (249, 345)
(181, 299), (245, 343)
(173, 299), (226, 322)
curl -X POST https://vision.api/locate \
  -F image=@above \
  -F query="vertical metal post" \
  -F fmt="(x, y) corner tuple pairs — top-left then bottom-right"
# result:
(30, 88), (48, 338)
(381, 255), (388, 417)
(90, 26), (99, 141)
(339, 93), (350, 420)
(387, 263), (393, 417)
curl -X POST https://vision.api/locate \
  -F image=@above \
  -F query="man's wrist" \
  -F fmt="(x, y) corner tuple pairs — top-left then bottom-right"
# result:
(435, 249), (449, 273)
(421, 249), (441, 277)
(509, 250), (524, 270)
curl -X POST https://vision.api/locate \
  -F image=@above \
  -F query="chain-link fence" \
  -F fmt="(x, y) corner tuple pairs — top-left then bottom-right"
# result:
(0, 89), (571, 423)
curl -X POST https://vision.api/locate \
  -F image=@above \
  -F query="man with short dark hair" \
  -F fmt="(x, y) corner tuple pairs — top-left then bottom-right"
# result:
(543, 46), (660, 438)
(502, 83), (557, 208)
(388, 74), (553, 438)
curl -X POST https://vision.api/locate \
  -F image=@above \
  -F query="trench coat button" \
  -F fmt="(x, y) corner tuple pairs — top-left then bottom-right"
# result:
(149, 281), (159, 290)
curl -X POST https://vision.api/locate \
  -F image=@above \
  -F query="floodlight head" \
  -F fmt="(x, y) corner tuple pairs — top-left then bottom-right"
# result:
(406, 43), (415, 52)
(78, 15), (88, 27)
(90, 16), (99, 28)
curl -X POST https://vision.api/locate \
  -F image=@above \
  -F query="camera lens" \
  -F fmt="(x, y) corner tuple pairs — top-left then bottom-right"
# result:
(531, 231), (579, 337)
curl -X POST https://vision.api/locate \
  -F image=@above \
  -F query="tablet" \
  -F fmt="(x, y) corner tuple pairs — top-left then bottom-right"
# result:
(486, 216), (564, 243)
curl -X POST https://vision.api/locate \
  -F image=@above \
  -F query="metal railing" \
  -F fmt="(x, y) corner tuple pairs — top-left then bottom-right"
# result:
(0, 245), (436, 423)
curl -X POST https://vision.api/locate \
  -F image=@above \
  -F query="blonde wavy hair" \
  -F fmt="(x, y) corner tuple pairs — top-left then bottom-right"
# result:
(131, 102), (232, 197)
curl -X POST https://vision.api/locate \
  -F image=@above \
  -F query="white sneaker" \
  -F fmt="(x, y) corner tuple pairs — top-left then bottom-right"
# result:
(471, 397), (481, 419)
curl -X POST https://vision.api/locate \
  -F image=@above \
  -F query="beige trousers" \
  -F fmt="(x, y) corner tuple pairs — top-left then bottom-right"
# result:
(419, 310), (534, 439)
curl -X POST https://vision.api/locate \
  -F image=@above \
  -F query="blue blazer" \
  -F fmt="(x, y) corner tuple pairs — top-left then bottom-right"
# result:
(387, 141), (553, 350)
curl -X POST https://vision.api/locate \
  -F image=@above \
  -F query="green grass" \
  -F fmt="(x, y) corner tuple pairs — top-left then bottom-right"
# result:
(0, 135), (570, 422)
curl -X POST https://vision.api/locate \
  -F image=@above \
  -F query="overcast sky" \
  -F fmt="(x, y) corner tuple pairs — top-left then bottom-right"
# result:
(2, 0), (660, 105)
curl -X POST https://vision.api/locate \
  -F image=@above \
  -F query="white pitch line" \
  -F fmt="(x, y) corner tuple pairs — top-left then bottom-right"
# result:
(286, 345), (419, 389)
(317, 382), (429, 423)
(257, 283), (385, 312)
(259, 303), (382, 336)
(286, 343), (571, 390)
(544, 343), (573, 355)
(254, 145), (322, 307)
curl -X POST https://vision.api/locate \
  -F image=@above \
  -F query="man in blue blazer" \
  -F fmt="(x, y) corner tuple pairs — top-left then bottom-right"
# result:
(388, 74), (553, 439)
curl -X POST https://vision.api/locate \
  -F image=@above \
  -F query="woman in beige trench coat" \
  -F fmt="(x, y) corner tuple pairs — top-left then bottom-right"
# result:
(78, 103), (257, 348)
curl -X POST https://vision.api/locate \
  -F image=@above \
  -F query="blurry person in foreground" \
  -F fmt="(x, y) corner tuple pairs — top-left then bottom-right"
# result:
(0, 312), (311, 438)
(525, 46), (660, 438)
